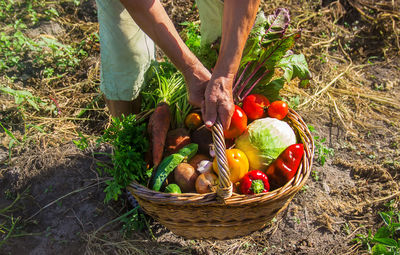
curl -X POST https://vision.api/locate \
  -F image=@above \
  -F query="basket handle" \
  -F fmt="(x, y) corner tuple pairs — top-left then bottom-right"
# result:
(211, 118), (233, 200)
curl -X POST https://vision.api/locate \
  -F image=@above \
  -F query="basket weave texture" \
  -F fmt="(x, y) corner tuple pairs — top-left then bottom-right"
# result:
(127, 109), (314, 240)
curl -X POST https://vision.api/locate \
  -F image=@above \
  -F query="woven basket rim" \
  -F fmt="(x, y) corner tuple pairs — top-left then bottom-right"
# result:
(128, 108), (314, 207)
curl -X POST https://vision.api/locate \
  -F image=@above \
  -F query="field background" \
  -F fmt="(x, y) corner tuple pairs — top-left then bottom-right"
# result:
(1, 0), (399, 254)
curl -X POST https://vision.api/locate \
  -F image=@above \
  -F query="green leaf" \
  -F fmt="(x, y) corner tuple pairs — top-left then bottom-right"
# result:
(0, 86), (14, 95)
(253, 77), (285, 102)
(391, 223), (400, 231)
(0, 86), (42, 110)
(300, 79), (310, 88)
(372, 237), (399, 247)
(262, 33), (298, 72)
(289, 95), (301, 109)
(14, 96), (24, 105)
(277, 53), (311, 82)
(104, 180), (123, 202)
(379, 212), (392, 226)
(249, 12), (268, 38)
(308, 125), (316, 133)
(263, 8), (290, 44)
(374, 226), (391, 239)
(26, 98), (39, 111)
(8, 138), (16, 150)
(26, 124), (45, 133)
(180, 21), (218, 70)
(241, 13), (267, 63)
(240, 9), (291, 67)
(371, 244), (392, 255)
(0, 122), (20, 145)
(242, 8), (290, 63)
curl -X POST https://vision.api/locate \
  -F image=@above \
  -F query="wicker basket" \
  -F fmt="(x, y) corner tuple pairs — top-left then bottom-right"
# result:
(127, 108), (314, 240)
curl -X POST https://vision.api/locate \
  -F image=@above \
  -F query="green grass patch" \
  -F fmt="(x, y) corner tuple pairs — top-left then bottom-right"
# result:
(353, 200), (400, 254)
(308, 125), (335, 166)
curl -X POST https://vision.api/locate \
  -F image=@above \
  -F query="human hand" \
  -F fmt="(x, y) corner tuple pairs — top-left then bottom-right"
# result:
(202, 75), (235, 130)
(182, 63), (211, 108)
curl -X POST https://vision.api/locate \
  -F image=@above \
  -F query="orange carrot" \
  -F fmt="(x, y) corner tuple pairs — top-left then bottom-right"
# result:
(147, 102), (171, 167)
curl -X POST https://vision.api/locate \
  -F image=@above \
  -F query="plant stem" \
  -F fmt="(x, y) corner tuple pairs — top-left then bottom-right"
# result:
(0, 217), (20, 248)
(0, 193), (21, 214)
(235, 58), (268, 100)
(233, 61), (252, 92)
(239, 71), (269, 101)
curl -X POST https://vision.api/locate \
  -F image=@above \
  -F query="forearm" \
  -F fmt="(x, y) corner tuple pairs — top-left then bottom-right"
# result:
(120, 0), (199, 73)
(213, 0), (261, 78)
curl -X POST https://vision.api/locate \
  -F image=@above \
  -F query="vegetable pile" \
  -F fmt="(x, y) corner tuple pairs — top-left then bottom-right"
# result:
(144, 92), (304, 195)
(103, 8), (311, 199)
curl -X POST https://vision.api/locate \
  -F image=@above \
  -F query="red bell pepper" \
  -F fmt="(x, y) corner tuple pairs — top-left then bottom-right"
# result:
(265, 143), (304, 187)
(239, 170), (270, 195)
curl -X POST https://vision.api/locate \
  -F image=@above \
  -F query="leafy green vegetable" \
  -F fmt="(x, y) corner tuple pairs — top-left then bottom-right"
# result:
(235, 117), (297, 171)
(241, 8), (289, 63)
(231, 8), (311, 103)
(253, 77), (285, 102)
(181, 21), (201, 50)
(277, 53), (311, 85)
(97, 114), (149, 202)
(263, 8), (291, 43)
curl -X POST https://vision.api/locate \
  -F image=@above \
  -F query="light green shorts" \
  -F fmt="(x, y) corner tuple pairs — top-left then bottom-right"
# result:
(96, 0), (223, 101)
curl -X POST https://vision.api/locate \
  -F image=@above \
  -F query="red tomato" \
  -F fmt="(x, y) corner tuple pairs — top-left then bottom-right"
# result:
(268, 101), (289, 120)
(242, 94), (270, 120)
(224, 105), (247, 139)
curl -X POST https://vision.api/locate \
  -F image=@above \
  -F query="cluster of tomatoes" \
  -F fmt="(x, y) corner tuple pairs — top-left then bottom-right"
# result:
(224, 94), (289, 139)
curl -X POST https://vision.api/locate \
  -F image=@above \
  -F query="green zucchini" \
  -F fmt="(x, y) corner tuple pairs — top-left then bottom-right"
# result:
(150, 143), (198, 191)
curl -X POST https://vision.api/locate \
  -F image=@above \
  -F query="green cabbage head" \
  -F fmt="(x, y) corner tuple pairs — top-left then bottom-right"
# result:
(235, 117), (296, 171)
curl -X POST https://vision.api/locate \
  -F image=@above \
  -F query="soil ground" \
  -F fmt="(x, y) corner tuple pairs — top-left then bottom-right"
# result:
(1, 0), (399, 254)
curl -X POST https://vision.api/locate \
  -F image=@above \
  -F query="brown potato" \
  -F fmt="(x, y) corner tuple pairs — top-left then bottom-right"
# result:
(173, 163), (199, 193)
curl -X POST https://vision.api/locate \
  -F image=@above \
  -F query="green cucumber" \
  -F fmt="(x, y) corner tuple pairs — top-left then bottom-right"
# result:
(177, 143), (198, 159)
(151, 153), (184, 191)
(150, 143), (198, 191)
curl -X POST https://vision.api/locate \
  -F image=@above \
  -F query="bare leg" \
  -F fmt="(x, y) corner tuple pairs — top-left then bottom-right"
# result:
(105, 96), (142, 118)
